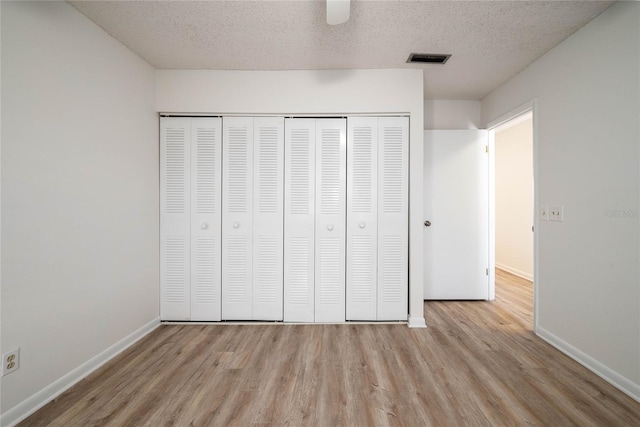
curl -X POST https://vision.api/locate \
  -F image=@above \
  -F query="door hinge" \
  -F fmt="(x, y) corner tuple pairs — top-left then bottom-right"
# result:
(485, 145), (488, 153)
(486, 268), (489, 276)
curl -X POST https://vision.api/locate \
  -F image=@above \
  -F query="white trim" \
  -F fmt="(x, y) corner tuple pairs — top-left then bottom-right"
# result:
(530, 100), (540, 333)
(537, 326), (640, 403)
(0, 2), (3, 423)
(487, 130), (496, 300)
(487, 98), (539, 332)
(163, 321), (407, 326)
(495, 263), (533, 281)
(492, 110), (533, 133)
(1, 318), (160, 427)
(408, 316), (427, 328)
(159, 112), (411, 118)
(487, 99), (536, 130)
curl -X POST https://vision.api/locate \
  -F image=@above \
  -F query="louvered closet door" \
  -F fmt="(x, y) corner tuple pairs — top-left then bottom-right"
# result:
(377, 117), (409, 320)
(161, 118), (191, 320)
(315, 119), (347, 323)
(284, 119), (316, 322)
(253, 117), (284, 320)
(346, 117), (378, 321)
(190, 118), (222, 321)
(222, 117), (253, 320)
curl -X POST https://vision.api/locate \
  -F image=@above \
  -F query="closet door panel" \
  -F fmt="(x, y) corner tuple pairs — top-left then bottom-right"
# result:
(222, 117), (253, 320)
(284, 119), (315, 322)
(190, 118), (222, 321)
(346, 117), (378, 321)
(253, 117), (284, 320)
(377, 117), (409, 320)
(160, 118), (191, 320)
(315, 119), (347, 323)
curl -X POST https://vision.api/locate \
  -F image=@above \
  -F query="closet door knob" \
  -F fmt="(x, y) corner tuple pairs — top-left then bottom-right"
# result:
(359, 222), (366, 229)
(424, 220), (431, 227)
(327, 224), (334, 231)
(233, 221), (240, 229)
(201, 223), (208, 230)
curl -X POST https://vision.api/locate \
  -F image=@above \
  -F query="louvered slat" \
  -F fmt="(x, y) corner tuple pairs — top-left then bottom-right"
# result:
(191, 118), (222, 321)
(225, 235), (250, 303)
(253, 117), (284, 320)
(347, 118), (378, 320)
(289, 128), (312, 214)
(284, 119), (316, 322)
(222, 117), (253, 320)
(163, 236), (187, 302)
(377, 117), (408, 320)
(195, 127), (217, 215)
(160, 118), (191, 320)
(287, 237), (312, 305)
(382, 127), (404, 213)
(315, 119), (346, 323)
(381, 235), (405, 303)
(192, 237), (217, 303)
(318, 237), (342, 304)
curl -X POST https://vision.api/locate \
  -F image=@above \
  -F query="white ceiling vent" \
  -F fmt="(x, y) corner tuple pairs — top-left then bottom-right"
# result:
(407, 53), (451, 64)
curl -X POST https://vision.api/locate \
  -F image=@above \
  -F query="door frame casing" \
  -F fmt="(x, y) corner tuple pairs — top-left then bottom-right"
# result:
(486, 99), (539, 332)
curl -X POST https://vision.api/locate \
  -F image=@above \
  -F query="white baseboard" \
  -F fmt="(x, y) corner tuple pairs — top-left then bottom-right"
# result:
(1, 317), (160, 427)
(495, 263), (533, 281)
(408, 316), (427, 328)
(536, 326), (640, 403)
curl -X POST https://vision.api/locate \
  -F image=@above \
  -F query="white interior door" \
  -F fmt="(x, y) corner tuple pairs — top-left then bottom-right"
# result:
(377, 117), (409, 319)
(423, 130), (489, 300)
(160, 118), (191, 320)
(346, 117), (378, 320)
(284, 119), (316, 322)
(222, 117), (254, 319)
(253, 117), (284, 320)
(190, 118), (222, 321)
(315, 119), (346, 323)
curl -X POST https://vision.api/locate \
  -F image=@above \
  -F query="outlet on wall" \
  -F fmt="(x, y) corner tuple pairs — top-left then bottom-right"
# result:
(2, 348), (20, 376)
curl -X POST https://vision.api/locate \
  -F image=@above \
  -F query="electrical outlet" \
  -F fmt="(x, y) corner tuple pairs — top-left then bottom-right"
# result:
(2, 348), (20, 376)
(550, 206), (564, 222)
(540, 206), (549, 221)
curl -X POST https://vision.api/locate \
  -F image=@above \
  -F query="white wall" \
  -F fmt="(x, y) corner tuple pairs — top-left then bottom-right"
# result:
(1, 2), (159, 423)
(157, 69), (425, 326)
(424, 99), (481, 130)
(483, 2), (639, 400)
(495, 116), (533, 280)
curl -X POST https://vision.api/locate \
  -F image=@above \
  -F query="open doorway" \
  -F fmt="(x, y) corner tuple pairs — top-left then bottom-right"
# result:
(488, 104), (536, 331)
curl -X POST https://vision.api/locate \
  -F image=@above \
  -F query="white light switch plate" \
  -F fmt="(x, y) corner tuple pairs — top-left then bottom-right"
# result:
(550, 206), (564, 222)
(540, 206), (549, 221)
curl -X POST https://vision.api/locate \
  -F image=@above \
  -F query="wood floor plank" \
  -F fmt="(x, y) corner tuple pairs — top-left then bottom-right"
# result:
(19, 269), (640, 426)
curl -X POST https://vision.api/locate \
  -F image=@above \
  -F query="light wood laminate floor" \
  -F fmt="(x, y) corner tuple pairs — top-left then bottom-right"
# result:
(21, 270), (640, 426)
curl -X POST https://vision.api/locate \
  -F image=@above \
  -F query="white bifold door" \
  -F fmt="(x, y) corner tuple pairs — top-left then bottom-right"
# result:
(222, 117), (284, 320)
(284, 118), (347, 322)
(162, 115), (407, 323)
(161, 117), (222, 321)
(346, 117), (409, 321)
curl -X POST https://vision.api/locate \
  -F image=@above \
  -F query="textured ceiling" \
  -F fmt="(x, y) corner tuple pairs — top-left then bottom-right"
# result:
(69, 0), (613, 100)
